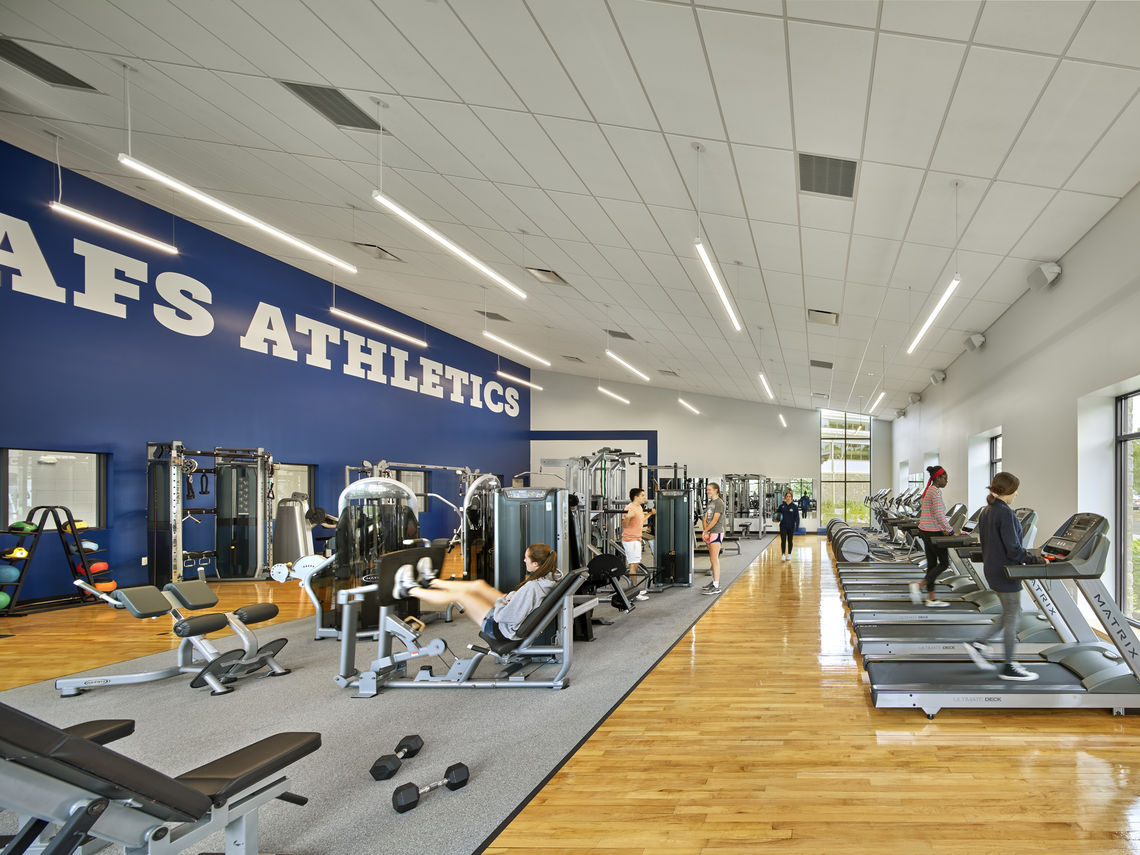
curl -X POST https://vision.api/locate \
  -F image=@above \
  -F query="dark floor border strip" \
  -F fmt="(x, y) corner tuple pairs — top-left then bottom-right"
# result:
(472, 534), (775, 854)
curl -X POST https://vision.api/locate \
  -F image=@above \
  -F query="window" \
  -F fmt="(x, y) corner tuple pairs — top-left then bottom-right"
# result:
(393, 469), (429, 513)
(821, 410), (871, 525)
(3, 449), (106, 529)
(989, 434), (1003, 483)
(274, 463), (315, 520)
(1116, 392), (1140, 618)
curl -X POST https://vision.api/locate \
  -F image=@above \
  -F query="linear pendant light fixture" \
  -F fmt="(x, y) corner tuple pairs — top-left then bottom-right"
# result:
(868, 391), (886, 413)
(758, 372), (774, 400)
(119, 154), (357, 273)
(482, 330), (551, 366)
(372, 190), (527, 300)
(48, 135), (177, 254)
(908, 181), (962, 355)
(330, 306), (426, 348)
(50, 201), (177, 254)
(692, 141), (741, 333)
(605, 349), (649, 382)
(679, 397), (700, 415)
(497, 370), (542, 391)
(778, 413), (787, 428)
(598, 385), (630, 405)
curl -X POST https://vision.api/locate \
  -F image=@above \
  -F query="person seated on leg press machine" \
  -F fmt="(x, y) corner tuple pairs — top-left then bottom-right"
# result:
(395, 543), (561, 642)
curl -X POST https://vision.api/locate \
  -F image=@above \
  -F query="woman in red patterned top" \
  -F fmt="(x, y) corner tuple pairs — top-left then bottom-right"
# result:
(909, 465), (953, 608)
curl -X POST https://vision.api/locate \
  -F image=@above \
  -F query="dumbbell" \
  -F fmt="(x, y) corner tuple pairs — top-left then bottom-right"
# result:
(369, 735), (425, 781)
(391, 763), (470, 813)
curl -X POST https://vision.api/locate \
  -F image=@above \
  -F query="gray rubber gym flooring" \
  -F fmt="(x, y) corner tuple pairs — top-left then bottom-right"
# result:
(1, 537), (772, 855)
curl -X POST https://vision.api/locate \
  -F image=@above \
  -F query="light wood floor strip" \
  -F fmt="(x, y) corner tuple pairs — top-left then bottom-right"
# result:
(484, 535), (1140, 854)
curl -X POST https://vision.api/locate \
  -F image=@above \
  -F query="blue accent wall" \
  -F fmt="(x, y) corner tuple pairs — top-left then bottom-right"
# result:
(0, 140), (530, 600)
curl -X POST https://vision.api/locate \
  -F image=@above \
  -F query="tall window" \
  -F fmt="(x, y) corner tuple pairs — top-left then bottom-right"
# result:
(1116, 392), (1140, 618)
(393, 469), (429, 513)
(989, 434), (1003, 483)
(821, 410), (871, 525)
(273, 463), (315, 520)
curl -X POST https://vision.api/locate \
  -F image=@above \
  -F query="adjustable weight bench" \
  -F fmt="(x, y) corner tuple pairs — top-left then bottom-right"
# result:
(0, 701), (319, 855)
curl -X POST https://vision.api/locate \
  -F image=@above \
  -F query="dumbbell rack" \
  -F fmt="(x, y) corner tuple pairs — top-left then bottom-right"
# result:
(0, 505), (111, 617)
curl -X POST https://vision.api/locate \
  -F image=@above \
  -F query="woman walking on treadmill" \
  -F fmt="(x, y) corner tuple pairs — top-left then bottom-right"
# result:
(909, 465), (954, 607)
(962, 472), (1045, 681)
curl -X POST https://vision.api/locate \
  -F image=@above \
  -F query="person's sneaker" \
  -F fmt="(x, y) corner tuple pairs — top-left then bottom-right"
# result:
(925, 599), (951, 608)
(635, 590), (650, 601)
(963, 641), (996, 670)
(701, 580), (716, 591)
(415, 556), (437, 586)
(998, 662), (1039, 681)
(702, 584), (721, 595)
(393, 565), (419, 599)
(908, 582), (923, 605)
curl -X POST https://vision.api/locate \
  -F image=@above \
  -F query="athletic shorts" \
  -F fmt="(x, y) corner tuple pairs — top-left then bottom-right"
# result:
(481, 611), (511, 642)
(705, 532), (723, 544)
(622, 539), (642, 565)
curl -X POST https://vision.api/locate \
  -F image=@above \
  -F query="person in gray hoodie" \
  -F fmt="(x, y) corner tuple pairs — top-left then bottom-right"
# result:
(393, 542), (561, 641)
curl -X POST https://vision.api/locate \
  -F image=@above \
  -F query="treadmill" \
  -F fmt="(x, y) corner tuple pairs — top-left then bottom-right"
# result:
(866, 512), (1140, 717)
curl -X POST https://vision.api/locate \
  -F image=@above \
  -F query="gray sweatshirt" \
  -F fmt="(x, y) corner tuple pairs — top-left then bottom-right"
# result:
(492, 576), (558, 639)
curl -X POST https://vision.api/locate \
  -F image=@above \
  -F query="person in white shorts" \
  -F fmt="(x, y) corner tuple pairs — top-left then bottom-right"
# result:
(622, 489), (655, 601)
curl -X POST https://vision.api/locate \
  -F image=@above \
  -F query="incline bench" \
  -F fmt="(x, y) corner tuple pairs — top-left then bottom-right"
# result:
(0, 701), (319, 855)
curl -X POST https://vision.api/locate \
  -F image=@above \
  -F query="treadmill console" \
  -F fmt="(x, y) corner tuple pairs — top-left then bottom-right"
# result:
(1039, 512), (1108, 561)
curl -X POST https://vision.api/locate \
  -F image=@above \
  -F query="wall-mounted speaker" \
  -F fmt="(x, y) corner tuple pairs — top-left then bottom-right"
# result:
(907, 393), (922, 405)
(964, 333), (986, 351)
(1028, 262), (1061, 290)
(930, 370), (946, 385)
(895, 408), (907, 419)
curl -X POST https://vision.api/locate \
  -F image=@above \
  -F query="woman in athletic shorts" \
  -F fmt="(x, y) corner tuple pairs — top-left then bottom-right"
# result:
(701, 482), (726, 595)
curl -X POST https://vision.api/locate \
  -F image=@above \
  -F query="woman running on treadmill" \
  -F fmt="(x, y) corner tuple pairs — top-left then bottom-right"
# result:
(962, 472), (1046, 681)
(910, 465), (954, 607)
(392, 543), (561, 642)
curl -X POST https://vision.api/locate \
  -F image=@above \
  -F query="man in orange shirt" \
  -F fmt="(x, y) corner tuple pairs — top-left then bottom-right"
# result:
(622, 489), (656, 601)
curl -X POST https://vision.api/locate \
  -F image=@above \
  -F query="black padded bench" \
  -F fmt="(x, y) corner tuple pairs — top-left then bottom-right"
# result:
(0, 701), (319, 855)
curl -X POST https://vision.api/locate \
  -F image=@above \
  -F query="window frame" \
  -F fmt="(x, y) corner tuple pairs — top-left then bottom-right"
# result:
(989, 434), (1003, 484)
(2, 447), (108, 529)
(1115, 391), (1140, 618)
(820, 409), (873, 525)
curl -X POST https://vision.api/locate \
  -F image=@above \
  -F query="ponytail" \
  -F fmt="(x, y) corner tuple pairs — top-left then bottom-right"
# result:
(987, 471), (1020, 505)
(516, 543), (560, 590)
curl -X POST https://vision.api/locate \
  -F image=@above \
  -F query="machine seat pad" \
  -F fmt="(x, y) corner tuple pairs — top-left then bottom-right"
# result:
(479, 570), (587, 657)
(113, 586), (173, 620)
(176, 732), (321, 806)
(164, 580), (219, 610)
(233, 603), (278, 625)
(62, 719), (135, 746)
(0, 703), (211, 822)
(172, 613), (228, 638)
(586, 554), (626, 583)
(478, 631), (521, 656)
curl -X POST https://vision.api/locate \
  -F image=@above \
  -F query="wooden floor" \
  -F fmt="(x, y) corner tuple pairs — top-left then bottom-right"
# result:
(5, 539), (1140, 853)
(486, 535), (1140, 855)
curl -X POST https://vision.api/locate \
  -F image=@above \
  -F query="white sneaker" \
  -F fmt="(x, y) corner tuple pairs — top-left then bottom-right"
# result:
(635, 590), (650, 601)
(393, 565), (419, 599)
(416, 555), (437, 586)
(908, 582), (922, 605)
(998, 662), (1039, 682)
(962, 641), (996, 671)
(924, 599), (951, 608)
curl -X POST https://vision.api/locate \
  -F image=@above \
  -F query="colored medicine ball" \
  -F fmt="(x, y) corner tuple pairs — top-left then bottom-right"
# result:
(0, 563), (18, 583)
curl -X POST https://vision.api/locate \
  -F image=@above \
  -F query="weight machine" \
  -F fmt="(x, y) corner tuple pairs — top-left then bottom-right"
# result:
(146, 442), (274, 585)
(721, 474), (771, 538)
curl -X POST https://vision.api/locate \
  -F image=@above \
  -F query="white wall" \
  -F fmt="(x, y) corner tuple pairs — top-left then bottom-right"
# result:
(530, 370), (893, 491)
(892, 180), (1140, 590)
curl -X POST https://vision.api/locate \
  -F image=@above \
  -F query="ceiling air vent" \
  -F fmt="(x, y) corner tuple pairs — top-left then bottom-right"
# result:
(475, 310), (510, 322)
(352, 242), (402, 262)
(798, 153), (857, 198)
(525, 267), (568, 285)
(810, 359), (833, 370)
(658, 369), (679, 377)
(604, 329), (634, 341)
(279, 81), (387, 132)
(812, 392), (829, 398)
(0, 39), (96, 90)
(562, 355), (585, 363)
(807, 309), (839, 326)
